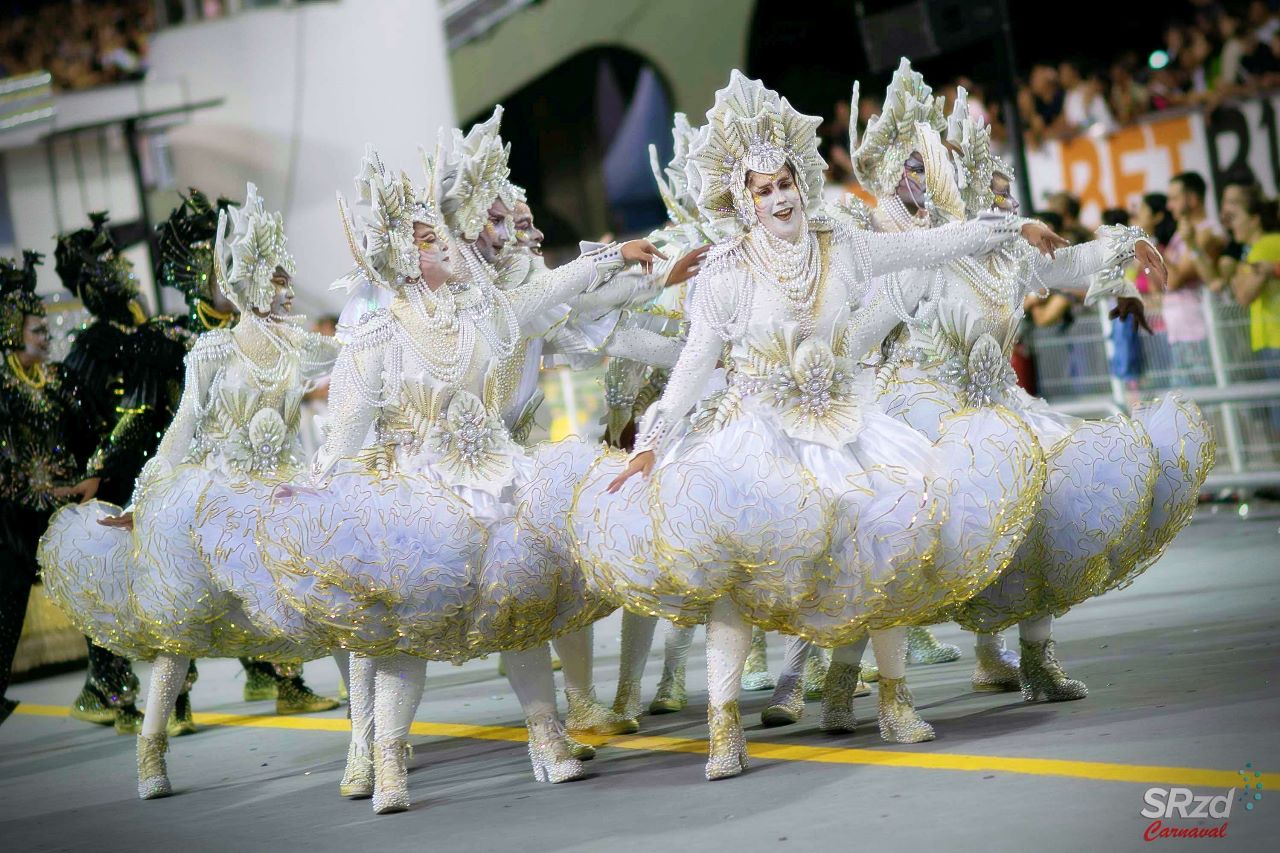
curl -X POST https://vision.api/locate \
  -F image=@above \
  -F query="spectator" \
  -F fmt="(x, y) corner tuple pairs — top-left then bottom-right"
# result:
(1213, 177), (1263, 291)
(1046, 192), (1093, 245)
(1061, 60), (1117, 134)
(1141, 184), (1214, 387)
(1109, 60), (1151, 125)
(1103, 207), (1146, 408)
(1019, 64), (1069, 144)
(1235, 232), (1280, 433)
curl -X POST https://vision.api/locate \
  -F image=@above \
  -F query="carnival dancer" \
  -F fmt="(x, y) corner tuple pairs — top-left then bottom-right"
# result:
(39, 184), (344, 799)
(575, 70), (1052, 778)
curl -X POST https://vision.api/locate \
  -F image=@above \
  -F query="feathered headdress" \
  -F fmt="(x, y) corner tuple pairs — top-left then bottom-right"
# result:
(439, 106), (519, 241)
(156, 189), (237, 326)
(0, 250), (44, 351)
(214, 183), (295, 314)
(850, 57), (948, 199)
(54, 212), (140, 325)
(686, 70), (826, 231)
(649, 112), (701, 225)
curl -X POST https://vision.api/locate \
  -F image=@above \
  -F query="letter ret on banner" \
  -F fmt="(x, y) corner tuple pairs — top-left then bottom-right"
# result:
(1023, 93), (1280, 225)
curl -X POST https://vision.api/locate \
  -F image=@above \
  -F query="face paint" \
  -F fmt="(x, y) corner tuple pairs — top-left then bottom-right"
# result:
(475, 197), (512, 263)
(746, 166), (804, 241)
(413, 221), (454, 290)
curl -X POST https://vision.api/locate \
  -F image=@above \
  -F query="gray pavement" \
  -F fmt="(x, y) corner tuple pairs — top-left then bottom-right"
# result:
(2, 505), (1278, 853)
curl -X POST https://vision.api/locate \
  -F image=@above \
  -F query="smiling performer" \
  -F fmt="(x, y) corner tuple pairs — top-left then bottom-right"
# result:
(573, 71), (1048, 779)
(850, 83), (1215, 703)
(39, 183), (343, 800)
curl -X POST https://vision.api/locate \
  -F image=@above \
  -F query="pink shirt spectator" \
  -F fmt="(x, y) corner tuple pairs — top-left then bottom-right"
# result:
(1160, 220), (1223, 344)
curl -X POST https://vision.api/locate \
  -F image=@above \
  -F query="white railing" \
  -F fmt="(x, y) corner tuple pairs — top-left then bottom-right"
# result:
(1028, 287), (1280, 490)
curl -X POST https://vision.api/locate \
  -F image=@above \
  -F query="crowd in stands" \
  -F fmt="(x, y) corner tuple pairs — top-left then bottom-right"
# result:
(0, 0), (153, 91)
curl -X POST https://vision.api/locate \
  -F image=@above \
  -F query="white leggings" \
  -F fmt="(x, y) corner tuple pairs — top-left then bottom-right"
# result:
(705, 599), (752, 706)
(552, 627), (594, 695)
(1020, 614), (1053, 643)
(142, 654), (190, 737)
(869, 628), (908, 680)
(617, 611), (659, 685)
(501, 644), (558, 720)
(372, 653), (426, 742)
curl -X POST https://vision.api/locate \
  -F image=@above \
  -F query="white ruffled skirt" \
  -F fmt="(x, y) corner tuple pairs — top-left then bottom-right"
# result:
(877, 365), (1211, 632)
(571, 395), (1043, 647)
(38, 465), (316, 662)
(241, 440), (613, 661)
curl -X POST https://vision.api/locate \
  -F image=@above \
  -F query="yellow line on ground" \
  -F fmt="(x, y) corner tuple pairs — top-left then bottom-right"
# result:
(12, 703), (1268, 789)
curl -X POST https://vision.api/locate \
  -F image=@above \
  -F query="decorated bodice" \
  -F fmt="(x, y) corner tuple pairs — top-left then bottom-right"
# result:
(632, 213), (1021, 456)
(136, 319), (338, 494)
(0, 359), (79, 512)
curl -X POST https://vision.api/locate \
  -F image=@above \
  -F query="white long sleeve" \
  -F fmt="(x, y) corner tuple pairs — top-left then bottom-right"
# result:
(605, 326), (684, 369)
(310, 315), (388, 483)
(131, 332), (227, 500)
(843, 268), (937, 361)
(506, 243), (627, 328)
(834, 213), (1023, 284)
(630, 273), (730, 456)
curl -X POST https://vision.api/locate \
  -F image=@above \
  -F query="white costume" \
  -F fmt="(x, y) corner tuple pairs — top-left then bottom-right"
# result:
(39, 184), (341, 799)
(571, 71), (1045, 778)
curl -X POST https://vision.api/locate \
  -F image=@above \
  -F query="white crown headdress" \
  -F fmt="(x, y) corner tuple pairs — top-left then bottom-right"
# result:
(946, 88), (1016, 217)
(439, 106), (518, 241)
(649, 112), (701, 225)
(334, 145), (439, 294)
(214, 182), (295, 313)
(686, 70), (826, 230)
(850, 57), (948, 199)
(916, 122), (966, 223)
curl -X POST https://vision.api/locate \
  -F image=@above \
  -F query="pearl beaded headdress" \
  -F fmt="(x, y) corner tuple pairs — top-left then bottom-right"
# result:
(337, 144), (441, 295)
(850, 57), (948, 199)
(945, 87), (1014, 217)
(439, 106), (519, 242)
(214, 182), (295, 314)
(686, 70), (826, 231)
(650, 112), (701, 225)
(917, 121), (967, 223)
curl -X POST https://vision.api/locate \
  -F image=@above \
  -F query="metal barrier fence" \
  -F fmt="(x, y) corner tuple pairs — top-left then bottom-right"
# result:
(1028, 287), (1280, 490)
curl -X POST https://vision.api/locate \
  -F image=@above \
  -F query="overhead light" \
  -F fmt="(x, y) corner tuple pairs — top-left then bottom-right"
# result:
(1149, 50), (1170, 70)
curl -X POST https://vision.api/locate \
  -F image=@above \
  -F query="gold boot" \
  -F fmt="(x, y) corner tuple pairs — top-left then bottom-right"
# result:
(68, 685), (115, 725)
(876, 676), (935, 743)
(276, 676), (340, 715)
(761, 672), (805, 727)
(705, 700), (748, 781)
(802, 646), (830, 700)
(819, 661), (860, 733)
(648, 664), (686, 714)
(371, 738), (411, 814)
(1019, 639), (1087, 702)
(339, 741), (374, 798)
(565, 735), (596, 761)
(906, 627), (962, 666)
(166, 692), (197, 737)
(114, 704), (143, 735)
(565, 687), (638, 735)
(740, 627), (774, 691)
(137, 733), (171, 800)
(972, 634), (1021, 692)
(242, 660), (278, 702)
(612, 678), (644, 723)
(526, 712), (586, 783)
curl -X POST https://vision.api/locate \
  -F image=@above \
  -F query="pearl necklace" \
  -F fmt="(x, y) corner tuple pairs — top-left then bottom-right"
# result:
(231, 316), (294, 390)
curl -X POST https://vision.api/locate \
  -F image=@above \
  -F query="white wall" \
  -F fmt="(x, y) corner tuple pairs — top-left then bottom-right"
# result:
(151, 0), (455, 314)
